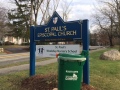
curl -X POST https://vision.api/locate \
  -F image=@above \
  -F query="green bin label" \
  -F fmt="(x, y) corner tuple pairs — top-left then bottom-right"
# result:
(66, 70), (78, 73)
(65, 70), (78, 81)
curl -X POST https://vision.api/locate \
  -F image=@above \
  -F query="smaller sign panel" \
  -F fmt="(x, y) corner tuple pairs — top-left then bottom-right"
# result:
(36, 45), (80, 57)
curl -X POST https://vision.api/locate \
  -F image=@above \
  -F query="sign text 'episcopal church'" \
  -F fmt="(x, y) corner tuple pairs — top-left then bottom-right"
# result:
(34, 11), (82, 42)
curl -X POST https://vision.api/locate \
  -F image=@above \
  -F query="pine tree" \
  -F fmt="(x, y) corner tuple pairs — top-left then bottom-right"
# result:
(8, 0), (31, 42)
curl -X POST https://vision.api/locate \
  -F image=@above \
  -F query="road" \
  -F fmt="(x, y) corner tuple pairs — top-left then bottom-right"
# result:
(0, 46), (106, 74)
(4, 45), (105, 53)
(0, 46), (105, 64)
(89, 46), (105, 50)
(0, 52), (43, 66)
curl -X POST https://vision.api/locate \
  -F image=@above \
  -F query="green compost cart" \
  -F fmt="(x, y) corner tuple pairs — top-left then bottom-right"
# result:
(58, 53), (86, 90)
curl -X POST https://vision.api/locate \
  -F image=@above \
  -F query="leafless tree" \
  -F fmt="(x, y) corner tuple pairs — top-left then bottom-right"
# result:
(61, 0), (73, 21)
(103, 0), (120, 34)
(103, 0), (120, 50)
(14, 0), (72, 26)
(31, 0), (43, 25)
(39, 0), (60, 25)
(30, 0), (60, 25)
(92, 0), (116, 46)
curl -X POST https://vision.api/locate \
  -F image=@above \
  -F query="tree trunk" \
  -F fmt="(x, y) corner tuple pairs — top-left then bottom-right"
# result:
(109, 37), (114, 47)
(30, 0), (33, 25)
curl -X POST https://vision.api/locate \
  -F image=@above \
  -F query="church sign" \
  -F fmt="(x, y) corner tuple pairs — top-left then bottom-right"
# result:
(34, 11), (82, 42)
(30, 11), (89, 85)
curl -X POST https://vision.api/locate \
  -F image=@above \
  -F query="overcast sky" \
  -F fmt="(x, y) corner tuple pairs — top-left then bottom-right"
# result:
(66, 0), (97, 20)
(0, 0), (98, 31)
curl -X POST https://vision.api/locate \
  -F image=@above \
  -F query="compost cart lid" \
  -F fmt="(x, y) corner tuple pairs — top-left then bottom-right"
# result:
(58, 53), (86, 61)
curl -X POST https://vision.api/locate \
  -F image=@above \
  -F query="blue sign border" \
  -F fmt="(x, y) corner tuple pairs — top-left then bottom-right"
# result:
(34, 11), (82, 41)
(30, 11), (89, 85)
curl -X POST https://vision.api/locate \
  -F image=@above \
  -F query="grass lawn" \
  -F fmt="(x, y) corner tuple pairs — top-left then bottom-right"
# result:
(0, 63), (58, 90)
(0, 48), (120, 90)
(90, 48), (120, 90)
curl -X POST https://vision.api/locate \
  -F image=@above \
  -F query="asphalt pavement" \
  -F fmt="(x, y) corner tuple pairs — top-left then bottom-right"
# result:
(4, 45), (105, 53)
(5, 46), (29, 53)
(0, 46), (106, 75)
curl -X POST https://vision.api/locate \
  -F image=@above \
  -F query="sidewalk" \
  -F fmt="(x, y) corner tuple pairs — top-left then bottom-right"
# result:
(0, 58), (57, 75)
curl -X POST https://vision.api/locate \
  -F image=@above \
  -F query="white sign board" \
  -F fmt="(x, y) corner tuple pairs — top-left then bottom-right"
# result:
(36, 44), (80, 57)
